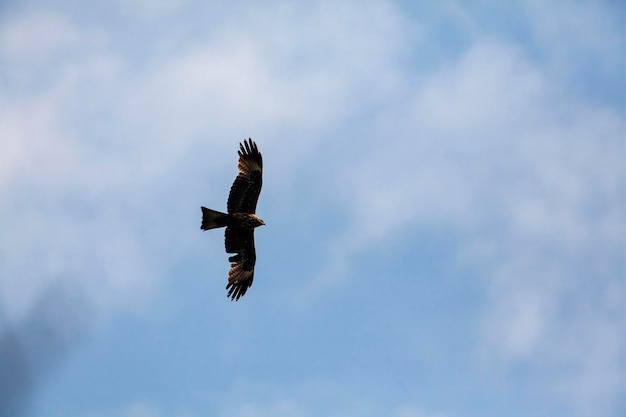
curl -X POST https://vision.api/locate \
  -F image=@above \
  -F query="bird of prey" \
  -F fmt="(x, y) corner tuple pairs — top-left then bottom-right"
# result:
(201, 138), (265, 301)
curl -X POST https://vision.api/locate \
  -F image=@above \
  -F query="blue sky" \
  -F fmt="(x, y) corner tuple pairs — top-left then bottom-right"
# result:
(0, 1), (624, 416)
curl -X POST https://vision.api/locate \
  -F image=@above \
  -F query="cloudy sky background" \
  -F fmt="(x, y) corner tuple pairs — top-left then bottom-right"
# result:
(0, 1), (624, 416)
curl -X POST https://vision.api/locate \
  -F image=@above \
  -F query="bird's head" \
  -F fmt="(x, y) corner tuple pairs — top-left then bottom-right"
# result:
(251, 214), (265, 227)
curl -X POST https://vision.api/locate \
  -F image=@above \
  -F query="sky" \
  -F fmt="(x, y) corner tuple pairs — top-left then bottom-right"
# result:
(0, 0), (624, 416)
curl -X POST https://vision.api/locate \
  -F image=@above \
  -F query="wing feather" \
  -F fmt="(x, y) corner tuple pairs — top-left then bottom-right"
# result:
(227, 138), (263, 214)
(224, 227), (256, 301)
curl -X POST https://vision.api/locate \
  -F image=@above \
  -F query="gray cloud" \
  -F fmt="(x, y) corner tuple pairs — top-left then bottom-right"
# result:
(0, 324), (33, 417)
(0, 283), (92, 416)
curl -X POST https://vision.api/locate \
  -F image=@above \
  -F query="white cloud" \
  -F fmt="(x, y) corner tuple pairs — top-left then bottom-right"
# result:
(304, 41), (553, 293)
(0, 11), (80, 62)
(79, 401), (198, 417)
(395, 405), (451, 417)
(524, 0), (623, 79)
(214, 378), (441, 417)
(0, 0), (416, 322)
(118, 0), (187, 21)
(294, 5), (624, 415)
(0, 1), (623, 416)
(115, 0), (411, 146)
(221, 400), (309, 417)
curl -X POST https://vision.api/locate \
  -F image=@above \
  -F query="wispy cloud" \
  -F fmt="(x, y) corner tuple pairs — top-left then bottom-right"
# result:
(295, 3), (624, 416)
(0, 0), (413, 320)
(0, 1), (623, 416)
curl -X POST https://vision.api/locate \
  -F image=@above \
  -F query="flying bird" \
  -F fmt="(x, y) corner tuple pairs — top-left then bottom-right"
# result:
(201, 138), (265, 301)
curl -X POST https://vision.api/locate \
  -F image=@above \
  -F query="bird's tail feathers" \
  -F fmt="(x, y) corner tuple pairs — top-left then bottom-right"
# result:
(201, 207), (229, 230)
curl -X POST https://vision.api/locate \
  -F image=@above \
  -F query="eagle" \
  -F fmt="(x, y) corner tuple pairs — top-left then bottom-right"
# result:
(201, 138), (265, 301)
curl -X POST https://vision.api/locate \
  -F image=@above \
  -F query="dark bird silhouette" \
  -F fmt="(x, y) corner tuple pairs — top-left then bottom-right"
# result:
(201, 138), (265, 301)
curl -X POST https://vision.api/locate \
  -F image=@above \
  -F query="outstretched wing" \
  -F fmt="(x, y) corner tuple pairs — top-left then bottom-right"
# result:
(224, 227), (256, 301)
(227, 138), (263, 214)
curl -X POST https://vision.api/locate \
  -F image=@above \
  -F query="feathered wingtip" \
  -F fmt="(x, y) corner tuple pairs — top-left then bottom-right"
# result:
(226, 281), (249, 301)
(226, 262), (254, 301)
(239, 138), (263, 169)
(226, 267), (254, 301)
